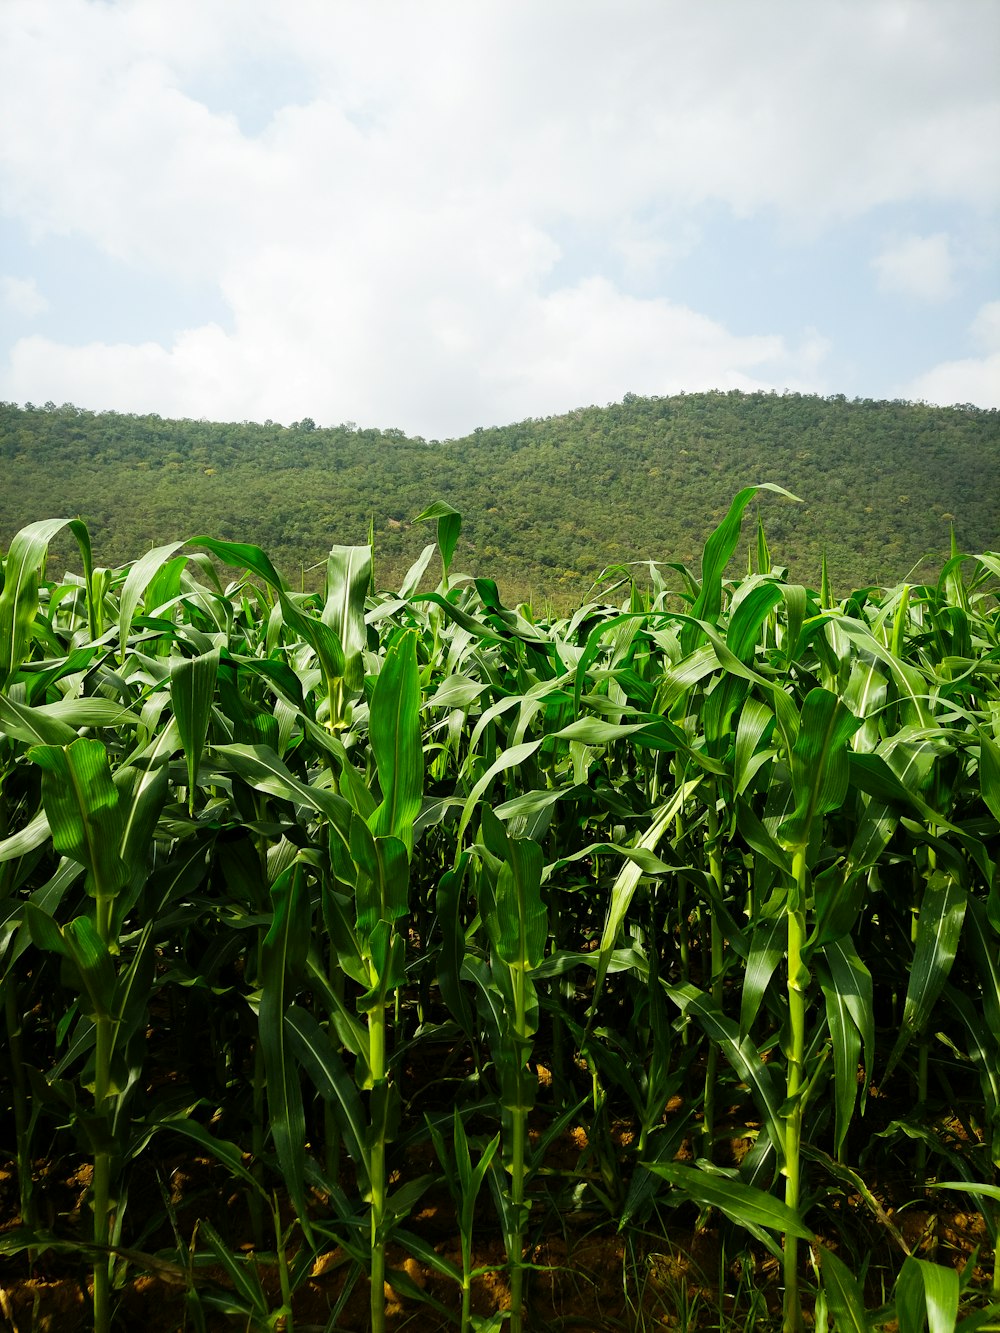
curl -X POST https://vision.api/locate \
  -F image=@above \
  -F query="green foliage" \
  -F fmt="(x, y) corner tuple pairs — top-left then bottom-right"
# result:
(1, 497), (999, 1331)
(2, 392), (997, 603)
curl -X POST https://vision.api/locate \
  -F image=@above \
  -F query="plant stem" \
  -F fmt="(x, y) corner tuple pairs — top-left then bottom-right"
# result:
(369, 996), (387, 1333)
(461, 1272), (473, 1333)
(509, 964), (529, 1333)
(250, 932), (266, 1249)
(92, 894), (115, 1333)
(4, 980), (34, 1230)
(783, 847), (808, 1333)
(272, 1195), (295, 1333)
(703, 794), (724, 1160)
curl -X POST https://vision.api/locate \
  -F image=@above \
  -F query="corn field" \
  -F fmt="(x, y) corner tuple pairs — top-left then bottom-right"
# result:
(1, 488), (998, 1333)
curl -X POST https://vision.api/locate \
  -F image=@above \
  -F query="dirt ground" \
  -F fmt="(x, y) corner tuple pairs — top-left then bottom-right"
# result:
(0, 1051), (994, 1332)
(0, 1127), (992, 1333)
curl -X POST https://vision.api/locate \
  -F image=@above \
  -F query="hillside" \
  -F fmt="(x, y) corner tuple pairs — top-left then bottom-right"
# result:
(1, 392), (997, 602)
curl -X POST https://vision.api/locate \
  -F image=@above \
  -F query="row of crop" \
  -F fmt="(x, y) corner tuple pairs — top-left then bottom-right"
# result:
(1, 490), (998, 1333)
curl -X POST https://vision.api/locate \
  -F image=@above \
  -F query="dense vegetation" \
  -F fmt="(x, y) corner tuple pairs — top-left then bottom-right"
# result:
(1, 393), (997, 605)
(1, 493), (998, 1332)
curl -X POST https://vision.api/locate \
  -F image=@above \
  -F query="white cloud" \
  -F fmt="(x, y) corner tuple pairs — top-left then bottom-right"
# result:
(3, 2), (999, 268)
(0, 1), (997, 430)
(904, 353), (1000, 408)
(902, 301), (1000, 407)
(2, 282), (831, 438)
(872, 233), (956, 302)
(971, 300), (1000, 352)
(0, 275), (48, 317)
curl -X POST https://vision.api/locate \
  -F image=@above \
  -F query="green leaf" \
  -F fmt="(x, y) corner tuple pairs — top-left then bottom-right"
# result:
(0, 518), (90, 685)
(886, 871), (967, 1078)
(962, 899), (1000, 1049)
(0, 809), (51, 863)
(277, 591), (346, 690)
(108, 922), (155, 1067)
(818, 956), (862, 1157)
(643, 1160), (813, 1243)
(816, 1246), (870, 1332)
(824, 935), (874, 1107)
(666, 982), (786, 1161)
(63, 915), (117, 1019)
(258, 862), (312, 1232)
(415, 501), (462, 582)
(778, 688), (862, 849)
(23, 900), (69, 956)
(117, 541), (186, 658)
(394, 1227), (463, 1284)
(368, 631), (423, 853)
(323, 544), (371, 694)
(351, 818), (409, 943)
(116, 741), (173, 898)
(187, 535), (285, 591)
(686, 484), (800, 644)
(895, 1256), (959, 1333)
(199, 1218), (269, 1317)
(209, 742), (353, 848)
(28, 739), (128, 901)
(399, 543), (436, 598)
(489, 829), (546, 972)
(726, 581), (784, 663)
(436, 857), (474, 1038)
(455, 739), (543, 852)
(979, 730), (1000, 825)
(169, 647), (219, 813)
(593, 781), (699, 1000)
(930, 1181), (1000, 1203)
(155, 1115), (266, 1195)
(551, 717), (652, 745)
(0, 693), (77, 746)
(734, 696), (775, 797)
(739, 915), (786, 1039)
(284, 1003), (371, 1195)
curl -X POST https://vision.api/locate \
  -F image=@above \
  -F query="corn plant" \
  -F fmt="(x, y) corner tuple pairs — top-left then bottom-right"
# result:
(1, 498), (998, 1332)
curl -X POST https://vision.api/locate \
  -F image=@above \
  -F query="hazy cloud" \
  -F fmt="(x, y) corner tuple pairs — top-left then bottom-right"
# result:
(971, 300), (1000, 352)
(0, 275), (48, 318)
(903, 301), (1000, 408)
(872, 234), (956, 302)
(1, 0), (998, 431)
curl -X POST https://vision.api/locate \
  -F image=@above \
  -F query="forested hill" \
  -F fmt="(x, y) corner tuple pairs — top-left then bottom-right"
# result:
(2, 392), (997, 603)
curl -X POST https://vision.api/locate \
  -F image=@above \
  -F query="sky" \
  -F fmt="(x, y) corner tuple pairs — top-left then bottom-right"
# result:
(1, 0), (998, 441)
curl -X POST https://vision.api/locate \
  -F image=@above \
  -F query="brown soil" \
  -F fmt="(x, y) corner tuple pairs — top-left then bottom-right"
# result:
(0, 1132), (992, 1333)
(0, 1063), (994, 1332)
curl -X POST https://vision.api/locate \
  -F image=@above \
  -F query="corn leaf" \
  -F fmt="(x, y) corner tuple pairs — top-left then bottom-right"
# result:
(1, 518), (85, 685)
(778, 688), (861, 849)
(816, 1245), (870, 1332)
(685, 483), (800, 646)
(895, 1256), (959, 1333)
(666, 982), (786, 1160)
(824, 935), (874, 1104)
(490, 834), (545, 972)
(368, 630), (423, 854)
(886, 871), (967, 1078)
(643, 1160), (813, 1244)
(187, 536), (285, 592)
(980, 729), (1000, 825)
(258, 862), (312, 1232)
(285, 1003), (371, 1195)
(117, 542), (186, 658)
(351, 818), (409, 943)
(28, 739), (128, 900)
(323, 544), (371, 693)
(739, 914), (787, 1039)
(169, 647), (219, 813)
